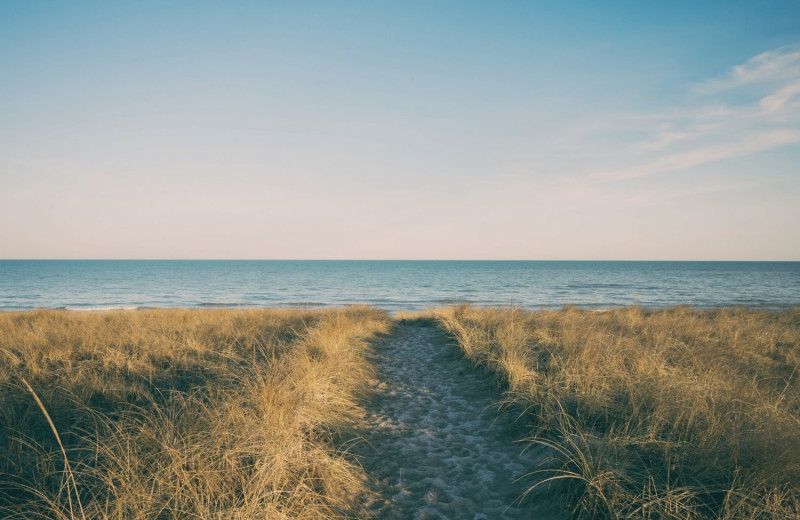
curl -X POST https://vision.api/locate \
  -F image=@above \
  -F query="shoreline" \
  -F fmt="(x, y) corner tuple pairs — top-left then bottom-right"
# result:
(1, 302), (799, 314)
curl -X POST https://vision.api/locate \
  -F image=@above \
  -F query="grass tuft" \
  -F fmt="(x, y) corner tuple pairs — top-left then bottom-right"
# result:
(0, 307), (390, 519)
(433, 305), (800, 520)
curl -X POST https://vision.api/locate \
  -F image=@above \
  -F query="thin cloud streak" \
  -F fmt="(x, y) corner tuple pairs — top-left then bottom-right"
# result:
(694, 44), (800, 94)
(594, 130), (800, 182)
(584, 44), (800, 183)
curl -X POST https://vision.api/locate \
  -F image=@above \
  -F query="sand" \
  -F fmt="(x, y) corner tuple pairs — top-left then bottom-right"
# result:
(351, 321), (563, 519)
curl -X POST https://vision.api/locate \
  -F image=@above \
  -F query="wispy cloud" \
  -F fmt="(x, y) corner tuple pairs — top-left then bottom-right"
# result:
(595, 130), (800, 182)
(588, 44), (800, 183)
(695, 44), (800, 94)
(759, 80), (800, 115)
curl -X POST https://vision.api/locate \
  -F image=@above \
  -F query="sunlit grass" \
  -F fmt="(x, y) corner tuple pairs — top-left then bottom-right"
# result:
(5, 304), (798, 519)
(0, 307), (391, 519)
(433, 305), (800, 519)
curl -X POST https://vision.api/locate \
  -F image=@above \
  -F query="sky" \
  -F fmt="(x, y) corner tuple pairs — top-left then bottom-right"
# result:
(1, 1), (799, 260)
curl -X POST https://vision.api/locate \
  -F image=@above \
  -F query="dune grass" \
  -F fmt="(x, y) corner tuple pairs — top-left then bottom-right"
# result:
(0, 307), (391, 519)
(433, 305), (800, 520)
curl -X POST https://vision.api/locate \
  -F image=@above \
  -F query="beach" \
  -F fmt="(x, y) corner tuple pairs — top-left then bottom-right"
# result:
(2, 305), (798, 519)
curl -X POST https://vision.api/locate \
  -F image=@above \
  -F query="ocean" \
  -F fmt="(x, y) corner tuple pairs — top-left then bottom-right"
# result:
(0, 260), (798, 312)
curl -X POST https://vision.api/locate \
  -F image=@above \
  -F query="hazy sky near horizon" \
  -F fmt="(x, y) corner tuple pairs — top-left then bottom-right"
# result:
(2, 1), (799, 260)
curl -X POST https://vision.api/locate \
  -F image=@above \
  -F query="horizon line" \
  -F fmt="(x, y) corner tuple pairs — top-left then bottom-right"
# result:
(2, 259), (799, 263)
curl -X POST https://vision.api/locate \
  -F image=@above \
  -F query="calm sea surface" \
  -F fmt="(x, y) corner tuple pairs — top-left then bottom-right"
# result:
(0, 260), (798, 312)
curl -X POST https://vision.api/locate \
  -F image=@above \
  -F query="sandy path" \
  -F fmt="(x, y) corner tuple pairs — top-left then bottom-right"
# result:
(351, 322), (562, 519)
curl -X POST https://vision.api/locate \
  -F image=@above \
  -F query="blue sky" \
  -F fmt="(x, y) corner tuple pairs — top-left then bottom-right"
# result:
(1, 1), (799, 259)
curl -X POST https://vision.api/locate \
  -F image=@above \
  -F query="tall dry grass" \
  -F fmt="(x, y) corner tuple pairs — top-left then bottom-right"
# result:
(0, 307), (391, 519)
(434, 305), (800, 519)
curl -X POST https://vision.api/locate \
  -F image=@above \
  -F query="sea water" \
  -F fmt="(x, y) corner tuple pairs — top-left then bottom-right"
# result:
(1, 260), (798, 312)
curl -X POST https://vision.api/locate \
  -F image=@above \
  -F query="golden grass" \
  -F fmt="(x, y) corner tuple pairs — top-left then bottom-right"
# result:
(432, 305), (800, 520)
(0, 307), (391, 519)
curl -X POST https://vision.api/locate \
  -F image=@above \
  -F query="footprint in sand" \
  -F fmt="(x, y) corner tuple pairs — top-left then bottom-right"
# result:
(351, 322), (563, 520)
